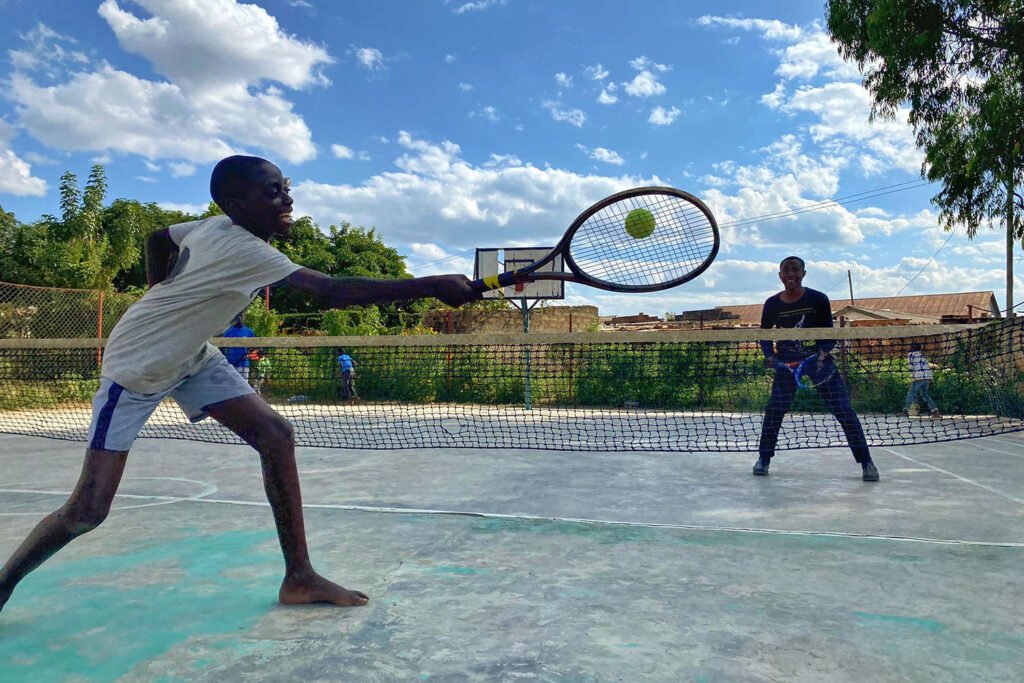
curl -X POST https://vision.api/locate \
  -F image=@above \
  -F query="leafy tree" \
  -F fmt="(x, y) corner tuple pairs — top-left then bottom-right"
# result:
(270, 218), (432, 330)
(29, 165), (144, 290)
(111, 201), (199, 290)
(827, 0), (1023, 303)
(0, 206), (45, 285)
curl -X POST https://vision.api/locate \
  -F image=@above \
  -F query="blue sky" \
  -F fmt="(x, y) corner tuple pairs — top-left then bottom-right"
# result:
(0, 0), (1014, 316)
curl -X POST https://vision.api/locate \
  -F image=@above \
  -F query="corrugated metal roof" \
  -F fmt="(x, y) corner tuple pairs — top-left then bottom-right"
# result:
(713, 291), (999, 326)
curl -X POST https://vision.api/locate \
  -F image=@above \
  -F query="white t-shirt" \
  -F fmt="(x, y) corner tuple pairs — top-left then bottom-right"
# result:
(908, 350), (934, 380)
(101, 216), (302, 393)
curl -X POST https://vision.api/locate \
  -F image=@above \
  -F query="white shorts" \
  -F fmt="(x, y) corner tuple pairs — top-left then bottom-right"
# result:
(87, 353), (255, 452)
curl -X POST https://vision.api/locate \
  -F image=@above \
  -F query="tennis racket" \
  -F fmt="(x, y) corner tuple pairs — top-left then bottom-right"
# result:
(774, 354), (836, 389)
(470, 187), (719, 293)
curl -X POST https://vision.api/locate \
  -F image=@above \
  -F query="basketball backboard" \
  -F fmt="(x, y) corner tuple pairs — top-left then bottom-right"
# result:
(473, 247), (565, 302)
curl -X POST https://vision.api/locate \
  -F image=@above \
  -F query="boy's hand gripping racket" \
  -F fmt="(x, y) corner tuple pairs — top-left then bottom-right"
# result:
(774, 354), (837, 389)
(470, 187), (719, 293)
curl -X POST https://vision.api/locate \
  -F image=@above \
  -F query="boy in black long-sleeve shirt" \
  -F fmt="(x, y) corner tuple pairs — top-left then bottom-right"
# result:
(754, 256), (879, 482)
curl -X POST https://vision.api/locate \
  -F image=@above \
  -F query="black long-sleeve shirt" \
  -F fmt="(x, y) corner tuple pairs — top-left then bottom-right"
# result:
(759, 287), (835, 361)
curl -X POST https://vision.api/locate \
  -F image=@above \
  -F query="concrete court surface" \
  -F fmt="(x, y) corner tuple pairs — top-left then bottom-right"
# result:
(0, 432), (1021, 683)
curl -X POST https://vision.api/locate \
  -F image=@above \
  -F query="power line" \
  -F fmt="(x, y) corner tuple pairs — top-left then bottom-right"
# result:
(719, 180), (930, 229)
(404, 247), (477, 271)
(894, 226), (960, 296)
(405, 178), (931, 272)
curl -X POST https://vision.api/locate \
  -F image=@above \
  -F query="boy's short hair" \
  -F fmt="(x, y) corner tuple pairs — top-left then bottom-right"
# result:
(210, 155), (270, 210)
(779, 256), (805, 269)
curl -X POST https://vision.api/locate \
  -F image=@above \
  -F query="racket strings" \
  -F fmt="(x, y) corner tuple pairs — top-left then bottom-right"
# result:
(569, 193), (717, 287)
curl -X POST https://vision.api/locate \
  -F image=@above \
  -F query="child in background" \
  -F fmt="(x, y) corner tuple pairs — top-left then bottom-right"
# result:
(904, 342), (940, 418)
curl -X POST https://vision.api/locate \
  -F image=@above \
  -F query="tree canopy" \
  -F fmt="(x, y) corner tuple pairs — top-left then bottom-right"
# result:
(827, 0), (1023, 241)
(0, 165), (441, 333)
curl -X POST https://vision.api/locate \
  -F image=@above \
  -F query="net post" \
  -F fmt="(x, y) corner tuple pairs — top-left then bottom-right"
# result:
(522, 299), (532, 411)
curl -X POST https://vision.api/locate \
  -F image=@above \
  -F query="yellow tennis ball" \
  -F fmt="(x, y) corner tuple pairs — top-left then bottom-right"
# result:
(625, 208), (656, 239)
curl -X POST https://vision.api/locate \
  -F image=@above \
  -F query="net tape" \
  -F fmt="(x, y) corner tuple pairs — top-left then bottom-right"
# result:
(1, 321), (1022, 451)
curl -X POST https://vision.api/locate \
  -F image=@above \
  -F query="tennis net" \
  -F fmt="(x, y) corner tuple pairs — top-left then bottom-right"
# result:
(1, 321), (1022, 451)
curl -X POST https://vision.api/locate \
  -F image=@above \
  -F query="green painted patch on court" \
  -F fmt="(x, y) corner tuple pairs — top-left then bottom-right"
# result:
(853, 611), (946, 632)
(0, 529), (278, 683)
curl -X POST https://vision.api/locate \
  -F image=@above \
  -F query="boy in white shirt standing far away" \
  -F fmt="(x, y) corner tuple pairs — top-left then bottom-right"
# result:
(903, 342), (941, 418)
(0, 155), (479, 613)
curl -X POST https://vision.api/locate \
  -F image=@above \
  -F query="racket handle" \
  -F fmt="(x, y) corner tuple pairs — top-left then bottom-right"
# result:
(470, 271), (519, 293)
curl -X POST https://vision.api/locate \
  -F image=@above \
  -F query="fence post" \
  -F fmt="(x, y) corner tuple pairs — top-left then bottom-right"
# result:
(97, 289), (105, 365)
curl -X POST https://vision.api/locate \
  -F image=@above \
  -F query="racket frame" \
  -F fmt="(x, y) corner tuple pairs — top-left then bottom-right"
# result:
(472, 186), (719, 294)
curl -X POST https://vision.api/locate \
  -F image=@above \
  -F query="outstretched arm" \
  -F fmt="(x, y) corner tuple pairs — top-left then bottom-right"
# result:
(146, 228), (179, 288)
(285, 268), (480, 308)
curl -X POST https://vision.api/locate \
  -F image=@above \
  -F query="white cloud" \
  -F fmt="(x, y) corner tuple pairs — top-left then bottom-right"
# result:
(98, 0), (331, 91)
(542, 101), (585, 127)
(331, 143), (369, 161)
(458, 82), (473, 91)
(445, 54), (456, 64)
(483, 154), (522, 168)
(555, 72), (573, 88)
(775, 30), (861, 81)
(470, 105), (501, 123)
(293, 131), (659, 248)
(624, 70), (666, 98)
(9, 23), (91, 80)
(584, 63), (609, 80)
(10, 67), (314, 164)
(354, 46), (385, 71)
(777, 82), (922, 174)
(629, 56), (670, 73)
(23, 151), (58, 165)
(0, 120), (47, 197)
(170, 161), (196, 177)
(290, 0), (314, 8)
(648, 106), (681, 126)
(157, 201), (207, 215)
(699, 17), (922, 176)
(448, 0), (507, 13)
(597, 83), (618, 105)
(332, 144), (355, 159)
(576, 144), (625, 165)
(695, 16), (804, 42)
(144, 159), (161, 172)
(9, 1), (329, 164)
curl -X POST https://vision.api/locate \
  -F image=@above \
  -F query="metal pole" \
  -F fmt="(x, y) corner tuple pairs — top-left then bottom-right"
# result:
(1008, 170), (1016, 318)
(96, 289), (104, 366)
(847, 270), (855, 306)
(522, 299), (532, 410)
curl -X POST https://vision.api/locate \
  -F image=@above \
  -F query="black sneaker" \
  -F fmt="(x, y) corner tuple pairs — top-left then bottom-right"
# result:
(752, 456), (770, 476)
(862, 460), (880, 482)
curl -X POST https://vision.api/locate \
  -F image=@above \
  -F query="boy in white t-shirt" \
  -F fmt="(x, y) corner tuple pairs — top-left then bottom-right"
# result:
(0, 155), (478, 613)
(903, 342), (940, 418)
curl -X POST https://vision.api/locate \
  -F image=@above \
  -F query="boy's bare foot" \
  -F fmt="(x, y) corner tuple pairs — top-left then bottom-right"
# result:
(279, 571), (369, 607)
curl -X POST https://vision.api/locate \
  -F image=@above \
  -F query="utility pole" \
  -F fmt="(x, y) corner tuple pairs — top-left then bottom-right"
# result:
(847, 270), (855, 306)
(1008, 165), (1016, 318)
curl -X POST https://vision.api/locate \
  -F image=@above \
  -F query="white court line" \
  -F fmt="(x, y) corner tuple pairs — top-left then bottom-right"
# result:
(884, 448), (1024, 505)
(3, 487), (1020, 548)
(0, 477), (218, 516)
(988, 436), (1024, 450)
(970, 442), (1024, 460)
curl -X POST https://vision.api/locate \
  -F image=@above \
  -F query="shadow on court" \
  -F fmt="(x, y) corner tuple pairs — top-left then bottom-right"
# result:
(1, 433), (1021, 682)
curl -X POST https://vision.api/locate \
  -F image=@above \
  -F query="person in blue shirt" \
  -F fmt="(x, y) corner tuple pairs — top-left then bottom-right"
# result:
(754, 256), (879, 482)
(337, 349), (357, 400)
(222, 316), (256, 380)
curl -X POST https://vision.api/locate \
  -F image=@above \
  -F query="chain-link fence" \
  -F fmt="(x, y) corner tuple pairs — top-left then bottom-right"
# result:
(0, 281), (139, 339)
